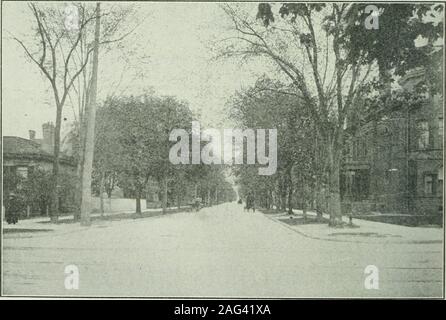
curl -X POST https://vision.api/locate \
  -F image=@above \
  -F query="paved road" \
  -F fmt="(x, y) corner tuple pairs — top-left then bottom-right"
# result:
(2, 202), (443, 297)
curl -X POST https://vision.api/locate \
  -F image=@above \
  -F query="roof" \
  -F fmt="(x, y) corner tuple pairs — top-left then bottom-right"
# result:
(2, 136), (48, 155)
(2, 136), (76, 167)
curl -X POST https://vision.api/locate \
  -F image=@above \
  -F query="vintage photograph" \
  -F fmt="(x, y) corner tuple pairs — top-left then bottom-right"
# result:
(1, 1), (444, 298)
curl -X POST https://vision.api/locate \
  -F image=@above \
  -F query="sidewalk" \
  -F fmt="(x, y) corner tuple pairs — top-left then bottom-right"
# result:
(263, 209), (443, 244)
(2, 206), (191, 237)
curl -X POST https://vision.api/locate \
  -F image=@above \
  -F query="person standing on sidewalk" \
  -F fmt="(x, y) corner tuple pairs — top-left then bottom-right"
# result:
(5, 193), (20, 224)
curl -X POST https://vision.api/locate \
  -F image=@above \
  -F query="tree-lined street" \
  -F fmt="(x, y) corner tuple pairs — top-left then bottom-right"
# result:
(3, 203), (442, 297)
(2, 2), (443, 299)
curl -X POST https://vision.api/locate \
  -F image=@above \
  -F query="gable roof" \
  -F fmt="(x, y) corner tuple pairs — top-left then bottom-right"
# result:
(2, 136), (50, 156)
(2, 136), (76, 167)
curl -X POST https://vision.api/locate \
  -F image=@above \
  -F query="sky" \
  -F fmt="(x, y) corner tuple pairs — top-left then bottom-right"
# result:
(1, 2), (269, 140)
(3, 2), (441, 142)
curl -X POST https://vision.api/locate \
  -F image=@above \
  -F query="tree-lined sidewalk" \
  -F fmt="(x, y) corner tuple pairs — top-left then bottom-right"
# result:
(220, 3), (443, 225)
(263, 209), (443, 244)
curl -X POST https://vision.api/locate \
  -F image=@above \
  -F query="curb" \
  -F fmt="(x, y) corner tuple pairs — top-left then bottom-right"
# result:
(262, 213), (442, 245)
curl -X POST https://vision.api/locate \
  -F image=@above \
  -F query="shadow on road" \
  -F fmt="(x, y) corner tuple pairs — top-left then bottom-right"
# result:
(3, 228), (54, 234)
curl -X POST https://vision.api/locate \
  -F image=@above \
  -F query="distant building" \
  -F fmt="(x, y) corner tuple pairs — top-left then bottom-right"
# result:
(341, 69), (443, 222)
(3, 122), (76, 175)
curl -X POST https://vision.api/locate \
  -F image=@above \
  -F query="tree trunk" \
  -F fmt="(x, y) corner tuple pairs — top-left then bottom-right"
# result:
(279, 179), (287, 211)
(270, 189), (275, 210)
(74, 154), (83, 221)
(328, 142), (342, 226)
(80, 3), (101, 226)
(314, 134), (324, 220)
(50, 106), (63, 223)
(135, 192), (142, 215)
(287, 185), (293, 214)
(286, 166), (293, 214)
(273, 191), (279, 211)
(99, 171), (105, 216)
(162, 176), (168, 214)
(136, 189), (142, 215)
(315, 176), (323, 219)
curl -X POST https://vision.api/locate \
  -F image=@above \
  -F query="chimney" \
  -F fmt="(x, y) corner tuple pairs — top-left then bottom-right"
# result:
(28, 130), (36, 141)
(42, 122), (55, 153)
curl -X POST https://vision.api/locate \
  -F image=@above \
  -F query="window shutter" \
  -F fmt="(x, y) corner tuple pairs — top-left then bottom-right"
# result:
(433, 174), (438, 195)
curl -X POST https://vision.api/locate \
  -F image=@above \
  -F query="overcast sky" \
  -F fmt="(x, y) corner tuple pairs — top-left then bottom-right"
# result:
(2, 2), (270, 140)
(3, 2), (441, 142)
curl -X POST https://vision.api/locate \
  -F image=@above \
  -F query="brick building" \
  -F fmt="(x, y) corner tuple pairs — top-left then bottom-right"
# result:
(341, 69), (443, 223)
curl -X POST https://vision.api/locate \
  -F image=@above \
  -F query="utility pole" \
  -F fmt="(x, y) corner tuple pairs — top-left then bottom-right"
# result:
(80, 2), (101, 226)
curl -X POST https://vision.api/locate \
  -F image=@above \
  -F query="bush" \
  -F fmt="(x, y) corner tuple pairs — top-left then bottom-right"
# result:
(3, 166), (77, 216)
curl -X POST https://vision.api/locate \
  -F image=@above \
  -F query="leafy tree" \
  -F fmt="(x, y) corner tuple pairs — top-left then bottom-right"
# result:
(94, 92), (237, 214)
(94, 94), (195, 214)
(3, 167), (76, 217)
(23, 168), (53, 215)
(9, 3), (100, 221)
(229, 77), (316, 213)
(219, 3), (443, 224)
(9, 2), (142, 223)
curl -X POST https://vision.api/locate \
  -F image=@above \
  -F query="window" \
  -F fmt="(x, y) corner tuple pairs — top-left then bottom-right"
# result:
(439, 118), (443, 147)
(408, 160), (417, 196)
(352, 140), (359, 160)
(352, 169), (370, 201)
(345, 143), (351, 160)
(362, 141), (368, 158)
(352, 139), (367, 161)
(417, 120), (430, 150)
(424, 174), (436, 195)
(438, 167), (443, 197)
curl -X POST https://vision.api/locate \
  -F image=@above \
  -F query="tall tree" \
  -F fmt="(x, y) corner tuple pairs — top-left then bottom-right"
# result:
(96, 94), (195, 215)
(11, 3), (99, 222)
(220, 3), (443, 224)
(229, 77), (315, 213)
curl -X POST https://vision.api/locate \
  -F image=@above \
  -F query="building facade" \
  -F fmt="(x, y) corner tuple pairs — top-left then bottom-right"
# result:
(341, 69), (443, 223)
